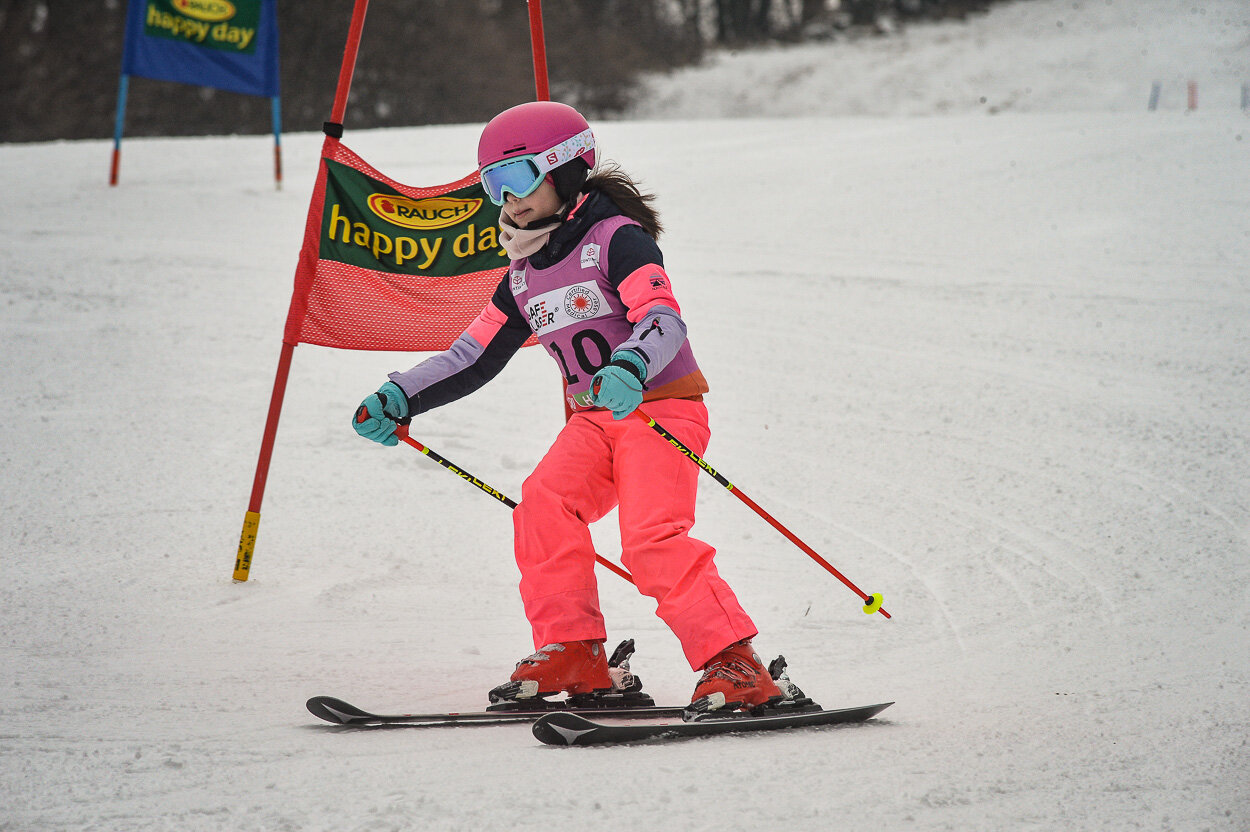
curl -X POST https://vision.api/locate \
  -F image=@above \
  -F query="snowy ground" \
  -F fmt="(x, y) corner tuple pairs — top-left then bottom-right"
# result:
(3, 0), (1249, 830)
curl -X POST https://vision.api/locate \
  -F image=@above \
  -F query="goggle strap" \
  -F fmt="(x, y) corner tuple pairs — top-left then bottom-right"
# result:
(532, 128), (595, 176)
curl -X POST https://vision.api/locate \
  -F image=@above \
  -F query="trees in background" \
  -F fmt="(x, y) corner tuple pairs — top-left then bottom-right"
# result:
(0, 0), (1003, 142)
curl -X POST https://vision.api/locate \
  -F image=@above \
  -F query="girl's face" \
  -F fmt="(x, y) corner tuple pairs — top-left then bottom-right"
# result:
(502, 177), (562, 228)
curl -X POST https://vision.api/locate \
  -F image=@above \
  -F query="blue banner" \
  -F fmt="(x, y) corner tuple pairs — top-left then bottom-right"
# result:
(121, 0), (279, 97)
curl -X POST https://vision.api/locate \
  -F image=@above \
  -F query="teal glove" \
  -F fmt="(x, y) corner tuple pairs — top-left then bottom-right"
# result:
(591, 350), (646, 420)
(353, 381), (410, 446)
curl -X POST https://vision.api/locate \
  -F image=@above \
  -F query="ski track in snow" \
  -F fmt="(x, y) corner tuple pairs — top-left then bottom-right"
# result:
(3, 0), (1250, 829)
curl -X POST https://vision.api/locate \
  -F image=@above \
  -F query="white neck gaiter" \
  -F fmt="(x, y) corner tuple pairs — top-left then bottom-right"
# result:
(498, 212), (561, 260)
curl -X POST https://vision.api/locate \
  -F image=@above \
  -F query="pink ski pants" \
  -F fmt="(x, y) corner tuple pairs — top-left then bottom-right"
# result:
(513, 398), (757, 670)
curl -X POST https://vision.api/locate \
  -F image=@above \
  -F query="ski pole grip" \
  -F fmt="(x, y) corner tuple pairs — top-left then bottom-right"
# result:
(356, 394), (412, 426)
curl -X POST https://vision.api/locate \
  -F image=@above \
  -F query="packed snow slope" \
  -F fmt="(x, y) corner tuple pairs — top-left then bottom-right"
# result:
(2, 1), (1248, 830)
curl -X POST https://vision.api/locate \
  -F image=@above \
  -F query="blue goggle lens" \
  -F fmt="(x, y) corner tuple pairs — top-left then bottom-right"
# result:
(481, 156), (544, 205)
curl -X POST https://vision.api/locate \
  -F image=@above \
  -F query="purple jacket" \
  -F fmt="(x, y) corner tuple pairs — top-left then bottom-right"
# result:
(389, 190), (708, 415)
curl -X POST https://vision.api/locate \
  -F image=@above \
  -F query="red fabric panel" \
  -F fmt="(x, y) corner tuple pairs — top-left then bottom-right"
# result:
(283, 137), (534, 352)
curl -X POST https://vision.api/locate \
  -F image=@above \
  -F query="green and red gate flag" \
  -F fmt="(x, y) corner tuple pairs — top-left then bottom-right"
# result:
(235, 135), (526, 581)
(283, 137), (526, 351)
(234, 0), (556, 582)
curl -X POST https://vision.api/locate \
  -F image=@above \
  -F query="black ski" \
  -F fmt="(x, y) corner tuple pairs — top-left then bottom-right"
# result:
(307, 638), (686, 727)
(531, 701), (894, 746)
(306, 695), (688, 727)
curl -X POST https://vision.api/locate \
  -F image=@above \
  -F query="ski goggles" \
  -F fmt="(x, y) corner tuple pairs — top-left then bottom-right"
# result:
(479, 128), (594, 205)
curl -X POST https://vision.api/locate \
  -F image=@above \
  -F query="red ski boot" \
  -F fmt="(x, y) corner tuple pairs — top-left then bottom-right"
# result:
(688, 640), (784, 713)
(489, 640), (614, 703)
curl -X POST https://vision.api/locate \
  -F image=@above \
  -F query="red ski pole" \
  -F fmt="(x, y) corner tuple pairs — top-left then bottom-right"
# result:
(632, 409), (889, 618)
(354, 407), (634, 585)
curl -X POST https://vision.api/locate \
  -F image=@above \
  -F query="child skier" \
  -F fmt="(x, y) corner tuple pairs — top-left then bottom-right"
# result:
(353, 101), (788, 713)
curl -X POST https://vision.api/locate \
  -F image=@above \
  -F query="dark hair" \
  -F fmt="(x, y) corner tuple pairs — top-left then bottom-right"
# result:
(585, 162), (663, 240)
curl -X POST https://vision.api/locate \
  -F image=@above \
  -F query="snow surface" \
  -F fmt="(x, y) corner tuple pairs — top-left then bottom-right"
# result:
(2, 0), (1248, 830)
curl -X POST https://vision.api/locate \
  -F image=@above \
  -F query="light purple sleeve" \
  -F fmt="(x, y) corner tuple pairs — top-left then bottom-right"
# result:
(388, 334), (484, 397)
(614, 304), (687, 382)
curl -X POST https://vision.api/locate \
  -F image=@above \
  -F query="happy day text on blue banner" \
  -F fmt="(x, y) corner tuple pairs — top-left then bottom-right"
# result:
(121, 0), (279, 97)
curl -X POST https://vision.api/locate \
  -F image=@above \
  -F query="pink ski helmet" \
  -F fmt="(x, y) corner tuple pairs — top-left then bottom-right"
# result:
(477, 101), (596, 204)
(477, 100), (597, 171)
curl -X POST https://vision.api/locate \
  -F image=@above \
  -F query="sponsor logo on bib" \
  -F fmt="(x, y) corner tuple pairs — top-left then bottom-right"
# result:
(523, 282), (611, 334)
(564, 285), (601, 319)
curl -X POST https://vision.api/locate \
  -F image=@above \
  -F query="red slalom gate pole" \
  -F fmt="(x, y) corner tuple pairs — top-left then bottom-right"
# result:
(232, 0), (371, 582)
(328, 0), (369, 125)
(632, 410), (889, 618)
(527, 0), (550, 101)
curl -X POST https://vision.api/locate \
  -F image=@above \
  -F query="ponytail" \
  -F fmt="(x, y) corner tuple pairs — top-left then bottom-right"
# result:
(584, 162), (663, 240)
